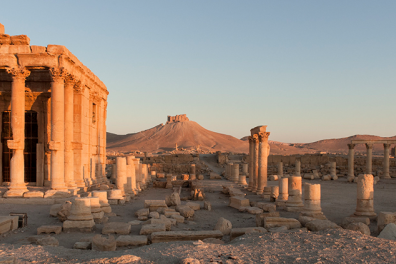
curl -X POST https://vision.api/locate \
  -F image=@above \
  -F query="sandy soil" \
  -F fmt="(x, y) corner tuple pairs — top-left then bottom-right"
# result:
(1, 154), (396, 263)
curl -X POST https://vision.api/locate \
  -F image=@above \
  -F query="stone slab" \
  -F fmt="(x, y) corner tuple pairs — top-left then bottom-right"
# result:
(151, 230), (223, 243)
(102, 222), (131, 235)
(37, 225), (62, 235)
(116, 235), (148, 247)
(230, 227), (268, 240)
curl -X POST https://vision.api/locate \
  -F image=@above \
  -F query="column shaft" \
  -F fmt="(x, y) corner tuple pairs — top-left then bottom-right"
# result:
(6, 68), (30, 192)
(251, 134), (259, 192)
(64, 76), (76, 187)
(383, 143), (390, 178)
(49, 68), (67, 191)
(347, 144), (355, 178)
(257, 132), (270, 194)
(247, 137), (254, 191)
(366, 143), (373, 175)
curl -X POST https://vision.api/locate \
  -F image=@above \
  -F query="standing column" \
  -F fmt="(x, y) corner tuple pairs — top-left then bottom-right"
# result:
(251, 134), (259, 192)
(347, 144), (355, 178)
(64, 75), (76, 188)
(257, 132), (270, 194)
(247, 136), (254, 191)
(277, 162), (283, 177)
(353, 174), (376, 218)
(365, 143), (373, 175)
(4, 68), (30, 196)
(49, 68), (68, 191)
(383, 143), (391, 179)
(295, 158), (301, 176)
(116, 157), (127, 195)
(231, 163), (239, 183)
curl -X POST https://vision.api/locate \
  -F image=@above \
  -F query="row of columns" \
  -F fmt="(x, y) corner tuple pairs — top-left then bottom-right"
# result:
(348, 143), (392, 179)
(247, 130), (270, 195)
(5, 67), (106, 196)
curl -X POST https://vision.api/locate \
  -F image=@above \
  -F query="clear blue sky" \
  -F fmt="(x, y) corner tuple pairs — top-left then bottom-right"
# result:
(1, 1), (395, 143)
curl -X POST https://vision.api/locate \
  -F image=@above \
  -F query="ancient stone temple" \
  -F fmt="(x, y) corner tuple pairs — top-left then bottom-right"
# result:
(0, 24), (108, 196)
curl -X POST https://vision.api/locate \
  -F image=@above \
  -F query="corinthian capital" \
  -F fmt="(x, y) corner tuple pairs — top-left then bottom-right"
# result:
(258, 132), (270, 142)
(347, 143), (355, 150)
(49, 67), (67, 82)
(6, 67), (30, 80)
(64, 74), (77, 86)
(252, 133), (259, 143)
(365, 143), (373, 150)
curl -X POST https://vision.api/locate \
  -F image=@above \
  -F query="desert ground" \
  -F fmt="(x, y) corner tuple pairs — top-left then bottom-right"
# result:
(1, 154), (396, 263)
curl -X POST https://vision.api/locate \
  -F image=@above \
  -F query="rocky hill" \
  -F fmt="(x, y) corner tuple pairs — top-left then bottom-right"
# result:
(106, 115), (249, 153)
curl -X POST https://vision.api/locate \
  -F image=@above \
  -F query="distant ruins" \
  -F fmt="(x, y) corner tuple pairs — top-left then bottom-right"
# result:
(166, 114), (189, 124)
(0, 23), (108, 196)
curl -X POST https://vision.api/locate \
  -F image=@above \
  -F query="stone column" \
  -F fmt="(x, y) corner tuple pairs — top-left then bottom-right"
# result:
(251, 134), (259, 192)
(126, 156), (136, 193)
(365, 143), (373, 174)
(329, 161), (336, 178)
(133, 158), (141, 192)
(383, 143), (391, 179)
(247, 136), (254, 191)
(64, 75), (76, 188)
(116, 157), (127, 195)
(354, 174), (376, 218)
(4, 68), (30, 196)
(302, 183), (325, 218)
(231, 163), (239, 183)
(48, 68), (68, 191)
(278, 177), (288, 201)
(277, 162), (283, 178)
(347, 144), (355, 178)
(257, 132), (270, 194)
(190, 164), (196, 174)
(286, 176), (304, 210)
(242, 163), (248, 176)
(295, 158), (301, 176)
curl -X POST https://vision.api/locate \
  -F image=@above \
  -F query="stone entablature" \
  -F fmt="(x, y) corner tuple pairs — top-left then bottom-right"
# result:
(166, 114), (189, 124)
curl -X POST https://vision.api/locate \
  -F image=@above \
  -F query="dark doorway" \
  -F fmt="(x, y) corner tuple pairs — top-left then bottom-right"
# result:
(2, 110), (38, 182)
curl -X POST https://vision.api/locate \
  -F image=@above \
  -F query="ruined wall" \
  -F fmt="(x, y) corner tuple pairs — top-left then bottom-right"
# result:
(145, 154), (201, 174)
(166, 114), (189, 124)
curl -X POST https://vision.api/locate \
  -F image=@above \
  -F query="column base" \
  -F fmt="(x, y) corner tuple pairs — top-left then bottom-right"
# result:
(256, 190), (263, 195)
(3, 189), (27, 198)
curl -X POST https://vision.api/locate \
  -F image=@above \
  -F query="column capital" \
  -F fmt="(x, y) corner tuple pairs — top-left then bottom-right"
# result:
(73, 80), (85, 94)
(384, 143), (391, 149)
(64, 74), (77, 86)
(49, 67), (67, 82)
(252, 133), (259, 143)
(347, 143), (355, 150)
(6, 67), (30, 80)
(365, 143), (373, 149)
(258, 132), (270, 142)
(90, 90), (101, 103)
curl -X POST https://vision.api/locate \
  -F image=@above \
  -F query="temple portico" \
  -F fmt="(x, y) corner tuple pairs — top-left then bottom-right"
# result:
(0, 24), (108, 197)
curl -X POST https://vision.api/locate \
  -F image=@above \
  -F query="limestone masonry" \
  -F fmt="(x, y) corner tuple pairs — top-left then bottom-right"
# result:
(0, 23), (108, 196)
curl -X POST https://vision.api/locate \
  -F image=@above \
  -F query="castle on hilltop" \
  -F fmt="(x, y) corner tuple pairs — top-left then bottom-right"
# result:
(166, 114), (189, 124)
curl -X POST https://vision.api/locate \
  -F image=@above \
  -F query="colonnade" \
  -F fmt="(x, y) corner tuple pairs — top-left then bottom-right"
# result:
(4, 66), (108, 197)
(348, 140), (396, 179)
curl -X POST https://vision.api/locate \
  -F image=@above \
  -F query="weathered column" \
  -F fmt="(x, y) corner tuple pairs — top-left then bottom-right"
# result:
(242, 163), (248, 176)
(301, 183), (325, 218)
(49, 68), (68, 191)
(251, 134), (259, 192)
(329, 161), (336, 178)
(190, 164), (196, 175)
(257, 132), (270, 194)
(347, 144), (355, 179)
(247, 136), (254, 191)
(286, 176), (304, 211)
(278, 177), (288, 201)
(133, 158), (141, 192)
(126, 156), (137, 193)
(295, 158), (301, 176)
(116, 157), (127, 195)
(354, 174), (376, 218)
(366, 143), (373, 174)
(4, 68), (30, 196)
(231, 163), (239, 183)
(277, 162), (283, 178)
(383, 143), (391, 179)
(142, 164), (148, 185)
(64, 75), (76, 188)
